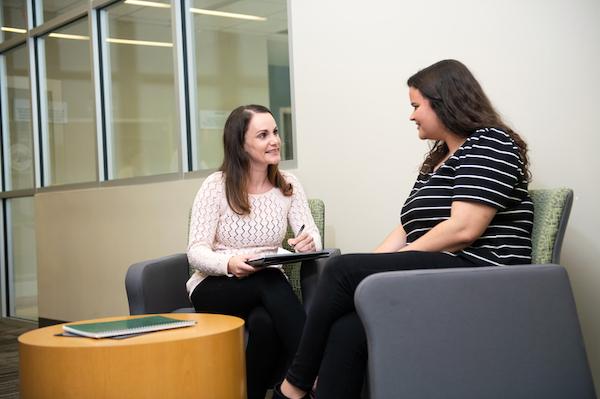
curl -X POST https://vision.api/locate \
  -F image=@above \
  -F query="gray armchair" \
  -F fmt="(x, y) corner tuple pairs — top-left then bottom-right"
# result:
(355, 188), (596, 398)
(125, 198), (339, 315)
(355, 265), (595, 399)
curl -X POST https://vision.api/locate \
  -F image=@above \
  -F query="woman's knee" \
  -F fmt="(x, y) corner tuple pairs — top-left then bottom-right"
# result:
(252, 267), (287, 284)
(253, 268), (298, 297)
(322, 254), (359, 282)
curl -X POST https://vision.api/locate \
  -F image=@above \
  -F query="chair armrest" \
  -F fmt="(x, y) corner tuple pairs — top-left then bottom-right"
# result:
(355, 264), (595, 399)
(300, 248), (341, 311)
(125, 253), (193, 315)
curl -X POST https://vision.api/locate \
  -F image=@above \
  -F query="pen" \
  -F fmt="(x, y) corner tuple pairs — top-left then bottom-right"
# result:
(292, 224), (305, 252)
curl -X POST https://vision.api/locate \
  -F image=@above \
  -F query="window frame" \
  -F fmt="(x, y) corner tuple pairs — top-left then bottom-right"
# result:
(0, 0), (296, 319)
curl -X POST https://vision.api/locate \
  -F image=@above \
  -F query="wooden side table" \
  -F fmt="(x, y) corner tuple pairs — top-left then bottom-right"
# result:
(19, 313), (246, 399)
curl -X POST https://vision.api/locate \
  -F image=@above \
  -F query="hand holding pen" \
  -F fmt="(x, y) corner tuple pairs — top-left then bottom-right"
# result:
(287, 224), (315, 252)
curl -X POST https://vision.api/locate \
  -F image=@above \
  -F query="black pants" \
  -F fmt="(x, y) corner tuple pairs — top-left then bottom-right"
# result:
(286, 251), (480, 398)
(191, 267), (305, 399)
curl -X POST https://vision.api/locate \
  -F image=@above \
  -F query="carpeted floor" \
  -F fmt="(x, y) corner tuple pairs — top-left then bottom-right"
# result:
(0, 319), (37, 399)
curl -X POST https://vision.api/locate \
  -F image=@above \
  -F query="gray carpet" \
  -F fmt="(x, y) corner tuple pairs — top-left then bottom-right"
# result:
(0, 319), (37, 399)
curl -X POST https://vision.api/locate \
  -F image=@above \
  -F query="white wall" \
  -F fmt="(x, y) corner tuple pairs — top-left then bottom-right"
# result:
(289, 0), (600, 390)
(35, 0), (600, 391)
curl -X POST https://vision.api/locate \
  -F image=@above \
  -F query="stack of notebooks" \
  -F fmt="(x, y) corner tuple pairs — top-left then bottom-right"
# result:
(62, 315), (196, 339)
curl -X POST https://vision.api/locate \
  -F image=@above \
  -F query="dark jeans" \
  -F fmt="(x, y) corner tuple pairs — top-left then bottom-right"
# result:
(286, 251), (480, 398)
(191, 267), (306, 399)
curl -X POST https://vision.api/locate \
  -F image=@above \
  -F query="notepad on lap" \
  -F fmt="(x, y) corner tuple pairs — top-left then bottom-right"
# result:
(247, 250), (331, 267)
(63, 315), (196, 339)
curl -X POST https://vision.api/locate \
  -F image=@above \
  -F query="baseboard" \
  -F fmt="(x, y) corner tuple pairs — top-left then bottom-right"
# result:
(0, 317), (38, 328)
(38, 317), (67, 327)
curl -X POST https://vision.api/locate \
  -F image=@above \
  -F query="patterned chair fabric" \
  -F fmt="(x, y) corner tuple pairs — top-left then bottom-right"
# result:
(530, 188), (574, 264)
(282, 199), (325, 301)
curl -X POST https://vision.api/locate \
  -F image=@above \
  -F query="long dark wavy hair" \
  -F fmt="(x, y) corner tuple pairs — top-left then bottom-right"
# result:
(220, 104), (292, 215)
(407, 59), (530, 179)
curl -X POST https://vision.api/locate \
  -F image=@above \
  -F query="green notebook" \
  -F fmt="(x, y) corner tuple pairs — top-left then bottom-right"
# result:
(63, 315), (196, 339)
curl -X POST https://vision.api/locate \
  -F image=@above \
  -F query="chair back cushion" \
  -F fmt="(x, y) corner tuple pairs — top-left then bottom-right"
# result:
(282, 198), (325, 248)
(281, 199), (325, 300)
(530, 188), (573, 264)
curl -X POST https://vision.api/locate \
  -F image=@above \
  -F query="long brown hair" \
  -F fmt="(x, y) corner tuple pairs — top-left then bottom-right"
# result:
(407, 60), (530, 179)
(220, 104), (292, 215)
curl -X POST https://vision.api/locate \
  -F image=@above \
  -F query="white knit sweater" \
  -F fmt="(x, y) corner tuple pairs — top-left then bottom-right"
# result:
(186, 171), (322, 295)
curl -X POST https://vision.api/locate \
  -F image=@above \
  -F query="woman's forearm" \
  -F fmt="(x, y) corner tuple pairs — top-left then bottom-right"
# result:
(374, 225), (407, 253)
(401, 201), (496, 253)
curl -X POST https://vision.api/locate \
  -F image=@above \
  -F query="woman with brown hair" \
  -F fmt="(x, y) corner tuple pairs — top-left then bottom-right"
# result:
(274, 59), (533, 399)
(186, 104), (321, 399)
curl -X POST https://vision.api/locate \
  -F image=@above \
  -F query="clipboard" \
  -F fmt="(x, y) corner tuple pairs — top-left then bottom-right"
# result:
(247, 250), (331, 267)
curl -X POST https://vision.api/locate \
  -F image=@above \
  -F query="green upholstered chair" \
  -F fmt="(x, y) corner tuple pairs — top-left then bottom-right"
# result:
(530, 188), (574, 264)
(126, 198), (338, 315)
(281, 199), (326, 302)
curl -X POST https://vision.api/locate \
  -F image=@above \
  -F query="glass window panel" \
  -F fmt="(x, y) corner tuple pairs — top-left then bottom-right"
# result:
(1, 1), (27, 42)
(103, 0), (179, 179)
(41, 0), (88, 24)
(7, 197), (37, 321)
(2, 44), (35, 190)
(42, 18), (97, 185)
(190, 0), (292, 170)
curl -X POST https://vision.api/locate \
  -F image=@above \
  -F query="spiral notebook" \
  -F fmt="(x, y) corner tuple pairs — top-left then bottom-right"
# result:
(62, 315), (196, 339)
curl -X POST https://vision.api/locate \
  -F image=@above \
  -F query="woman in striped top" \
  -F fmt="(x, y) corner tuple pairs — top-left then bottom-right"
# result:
(274, 60), (533, 399)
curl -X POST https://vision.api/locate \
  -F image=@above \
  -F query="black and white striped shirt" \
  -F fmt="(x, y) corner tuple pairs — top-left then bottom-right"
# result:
(401, 128), (533, 266)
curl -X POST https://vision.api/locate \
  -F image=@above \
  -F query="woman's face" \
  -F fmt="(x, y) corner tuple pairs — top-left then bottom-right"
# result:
(409, 87), (448, 141)
(243, 112), (281, 169)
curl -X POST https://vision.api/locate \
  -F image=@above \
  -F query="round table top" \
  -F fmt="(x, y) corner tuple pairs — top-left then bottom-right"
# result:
(18, 313), (244, 348)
